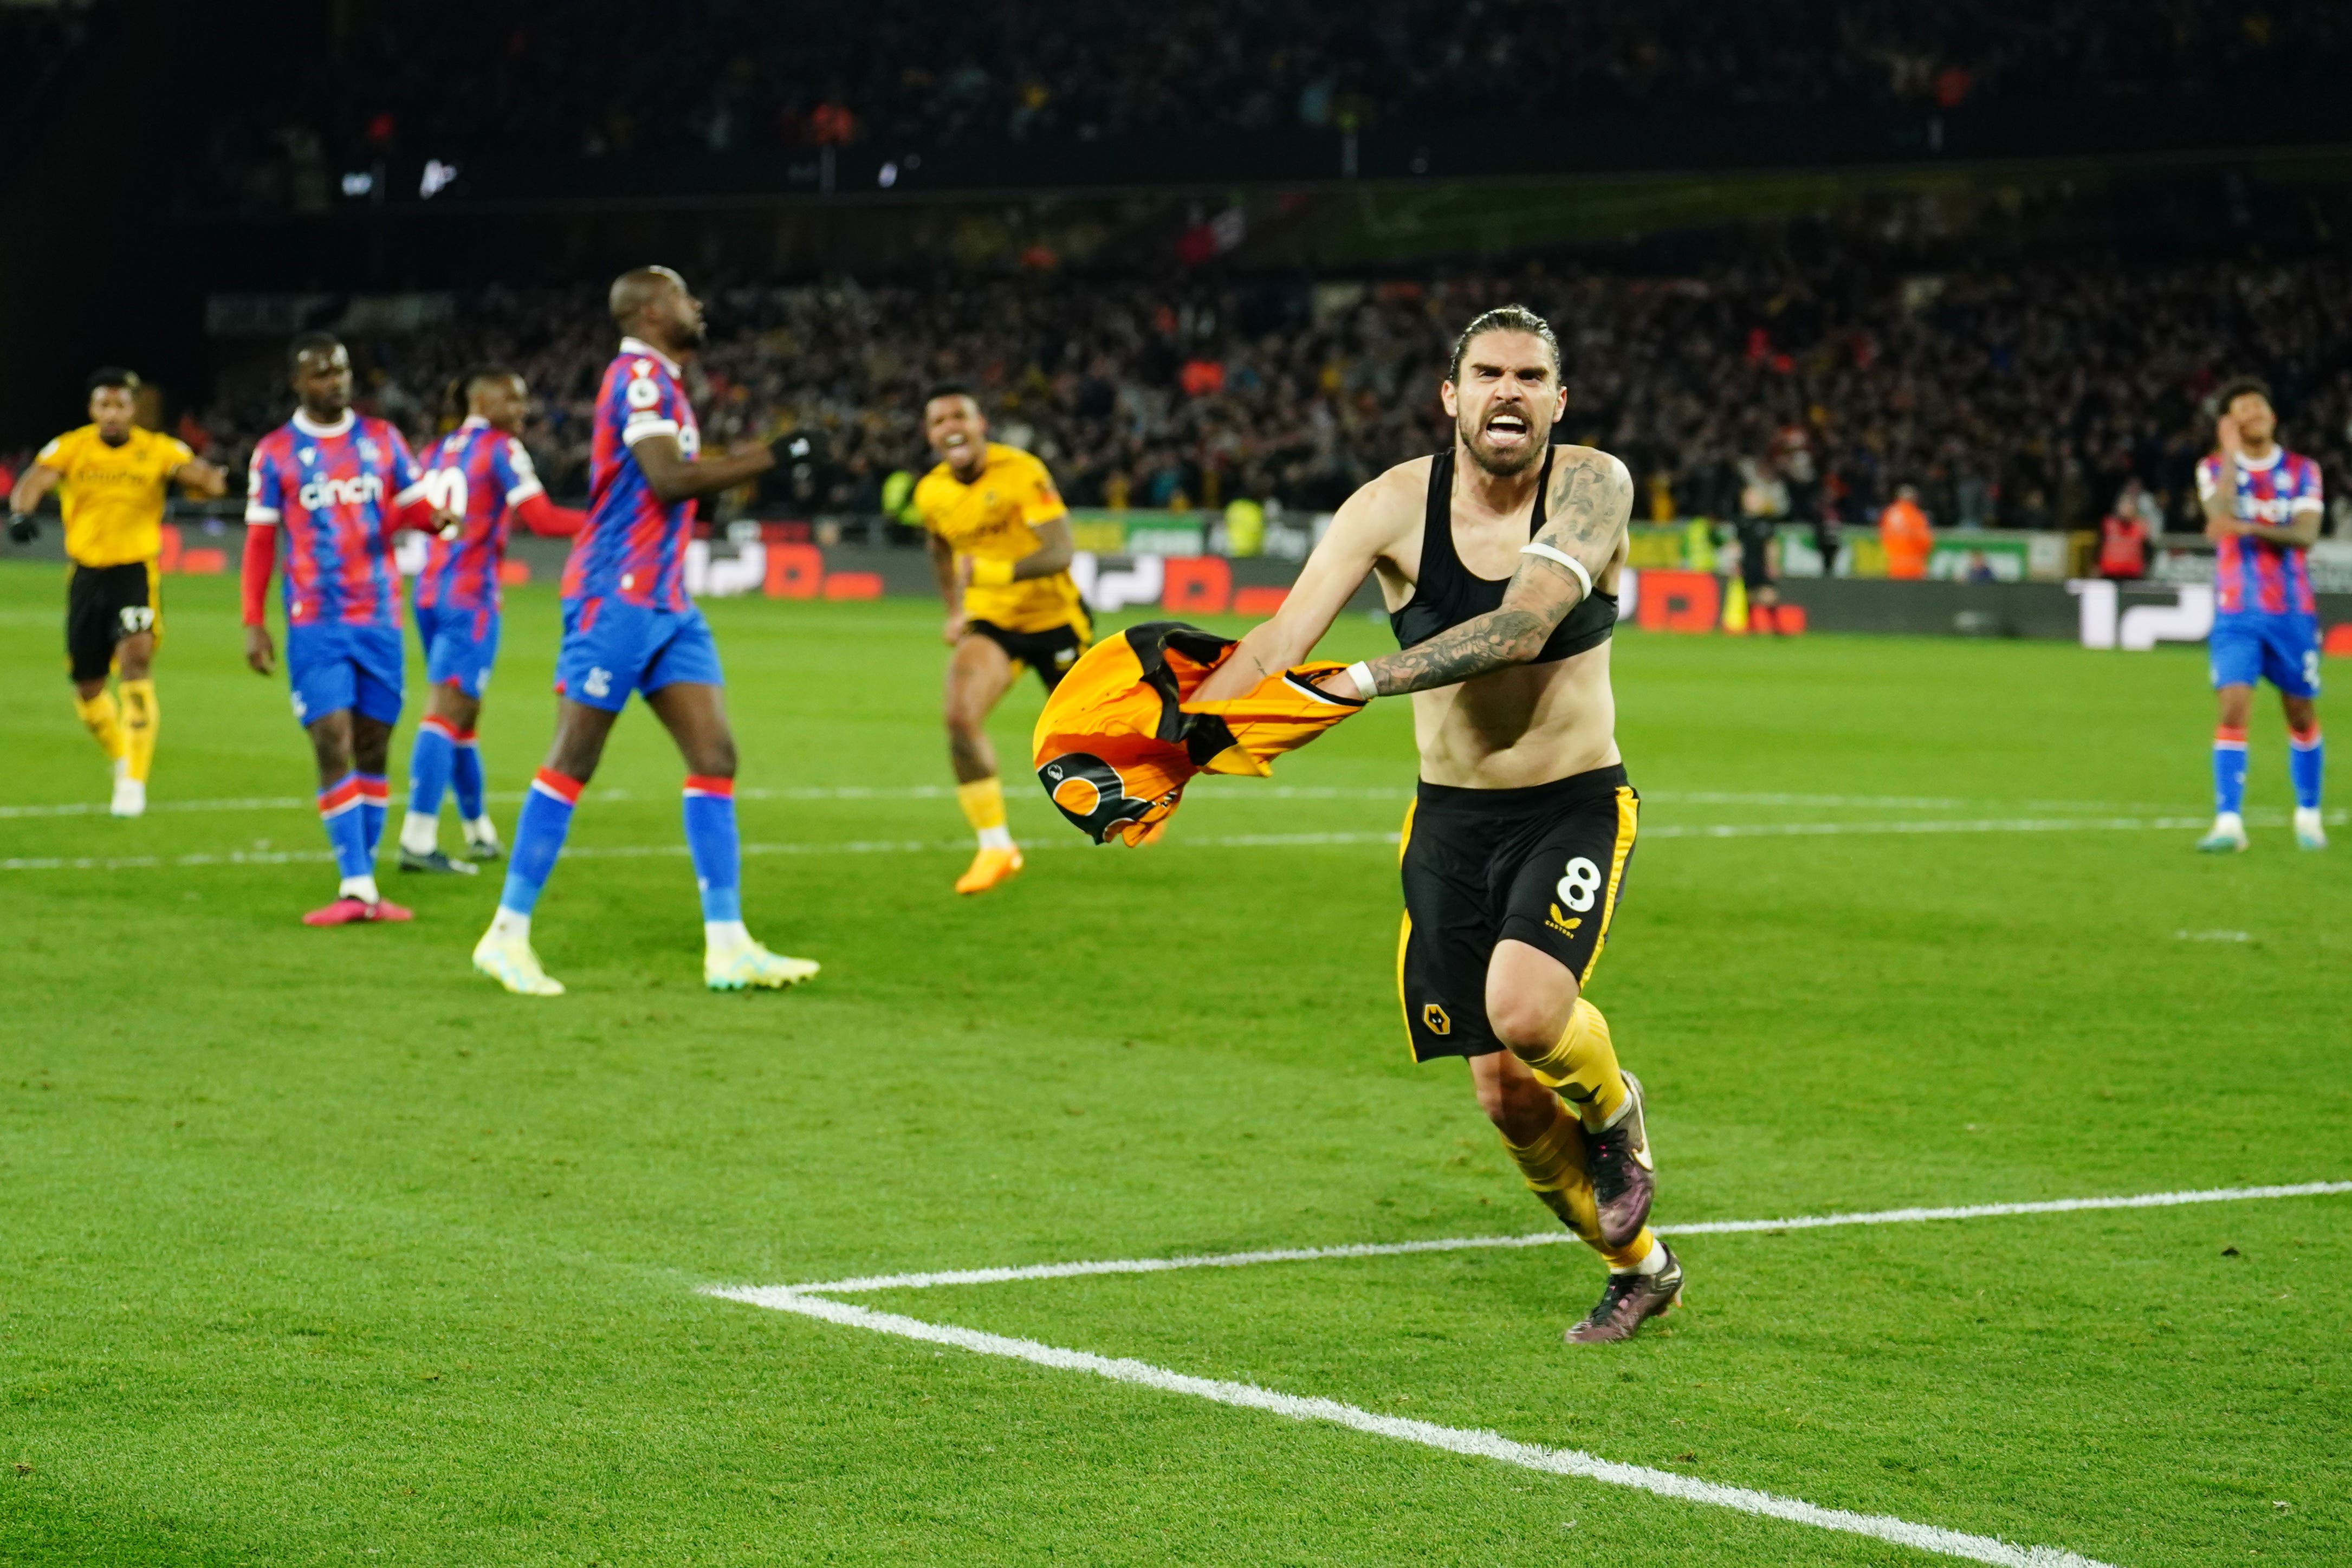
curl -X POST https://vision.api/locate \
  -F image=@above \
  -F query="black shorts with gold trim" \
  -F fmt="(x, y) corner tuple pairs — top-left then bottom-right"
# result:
(64, 559), (161, 683)
(968, 613), (1092, 692)
(1397, 764), (1639, 1062)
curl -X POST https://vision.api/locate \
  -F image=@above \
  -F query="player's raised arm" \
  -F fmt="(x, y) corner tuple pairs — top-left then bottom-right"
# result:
(629, 430), (780, 503)
(169, 456), (229, 500)
(1191, 468), (1413, 701)
(1343, 447), (1630, 697)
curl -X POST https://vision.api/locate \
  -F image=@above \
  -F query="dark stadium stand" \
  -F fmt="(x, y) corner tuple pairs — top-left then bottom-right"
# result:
(189, 0), (2352, 205)
(185, 249), (2352, 539)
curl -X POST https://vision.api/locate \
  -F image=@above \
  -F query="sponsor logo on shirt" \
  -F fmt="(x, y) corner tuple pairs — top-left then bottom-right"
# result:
(299, 474), (385, 511)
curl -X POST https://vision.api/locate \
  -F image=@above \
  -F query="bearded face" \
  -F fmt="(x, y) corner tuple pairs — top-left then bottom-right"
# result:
(1446, 330), (1563, 478)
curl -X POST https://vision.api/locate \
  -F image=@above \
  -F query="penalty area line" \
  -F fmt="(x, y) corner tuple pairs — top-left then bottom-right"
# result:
(708, 1288), (2120, 1568)
(777, 1180), (2352, 1294)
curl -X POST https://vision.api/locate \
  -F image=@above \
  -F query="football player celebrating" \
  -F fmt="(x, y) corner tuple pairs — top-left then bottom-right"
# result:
(7, 367), (228, 817)
(1197, 306), (1674, 1344)
(913, 385), (1087, 894)
(2195, 376), (2327, 852)
(471, 266), (819, 996)
(397, 367), (585, 874)
(242, 334), (456, 925)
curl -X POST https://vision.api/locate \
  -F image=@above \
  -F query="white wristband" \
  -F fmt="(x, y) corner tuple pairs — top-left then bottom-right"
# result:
(1519, 541), (1593, 600)
(1344, 660), (1378, 701)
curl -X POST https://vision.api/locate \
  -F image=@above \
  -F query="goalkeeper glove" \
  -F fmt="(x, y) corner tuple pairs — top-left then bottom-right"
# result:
(7, 513), (36, 545)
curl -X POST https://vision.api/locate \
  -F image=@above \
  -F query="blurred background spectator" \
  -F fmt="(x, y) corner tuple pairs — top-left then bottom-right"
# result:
(187, 245), (2352, 534)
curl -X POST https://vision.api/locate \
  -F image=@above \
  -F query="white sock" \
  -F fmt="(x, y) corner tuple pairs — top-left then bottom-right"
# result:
(489, 906), (531, 941)
(2213, 811), (2245, 833)
(465, 814), (500, 845)
(705, 919), (750, 952)
(339, 873), (382, 905)
(976, 824), (1015, 851)
(400, 810), (440, 856)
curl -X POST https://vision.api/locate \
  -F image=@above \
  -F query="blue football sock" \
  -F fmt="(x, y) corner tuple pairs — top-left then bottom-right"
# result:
(498, 768), (581, 916)
(451, 730), (487, 820)
(409, 717), (456, 819)
(2213, 727), (2247, 816)
(682, 775), (742, 923)
(356, 773), (388, 861)
(318, 774), (373, 880)
(2289, 724), (2323, 810)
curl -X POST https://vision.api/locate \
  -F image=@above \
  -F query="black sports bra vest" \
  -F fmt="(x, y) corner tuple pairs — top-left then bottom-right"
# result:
(1389, 446), (1618, 663)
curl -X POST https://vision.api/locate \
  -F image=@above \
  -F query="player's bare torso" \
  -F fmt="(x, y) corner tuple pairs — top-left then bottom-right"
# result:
(1359, 451), (1626, 789)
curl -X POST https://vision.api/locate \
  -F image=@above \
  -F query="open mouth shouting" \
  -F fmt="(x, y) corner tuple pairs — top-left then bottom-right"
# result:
(1485, 411), (1530, 443)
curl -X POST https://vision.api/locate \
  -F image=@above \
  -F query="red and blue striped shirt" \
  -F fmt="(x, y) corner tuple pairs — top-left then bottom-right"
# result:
(2197, 447), (2323, 618)
(245, 411), (427, 629)
(562, 337), (701, 612)
(415, 418), (546, 613)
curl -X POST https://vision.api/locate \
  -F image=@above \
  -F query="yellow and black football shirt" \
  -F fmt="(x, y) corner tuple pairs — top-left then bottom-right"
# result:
(33, 424), (196, 568)
(914, 442), (1087, 635)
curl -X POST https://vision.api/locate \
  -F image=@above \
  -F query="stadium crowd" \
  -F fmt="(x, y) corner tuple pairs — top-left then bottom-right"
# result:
(175, 248), (2352, 540)
(199, 0), (2352, 199)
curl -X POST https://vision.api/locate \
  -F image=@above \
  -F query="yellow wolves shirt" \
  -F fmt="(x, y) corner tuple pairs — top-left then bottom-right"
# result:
(915, 442), (1086, 634)
(1033, 623), (1363, 844)
(34, 425), (195, 568)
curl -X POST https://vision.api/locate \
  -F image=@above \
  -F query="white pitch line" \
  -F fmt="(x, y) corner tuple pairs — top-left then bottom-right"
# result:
(9, 812), (2344, 874)
(777, 1181), (2352, 1295)
(0, 786), (2259, 820)
(711, 1288), (2118, 1568)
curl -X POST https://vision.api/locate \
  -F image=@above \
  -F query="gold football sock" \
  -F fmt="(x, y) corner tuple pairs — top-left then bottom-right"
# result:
(1511, 996), (1630, 1133)
(956, 776), (1013, 848)
(1601, 1227), (1660, 1274)
(74, 689), (126, 763)
(118, 679), (158, 783)
(1498, 1098), (1603, 1244)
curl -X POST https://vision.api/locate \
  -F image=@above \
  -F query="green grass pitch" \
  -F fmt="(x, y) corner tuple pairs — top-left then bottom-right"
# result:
(1, 560), (2345, 1566)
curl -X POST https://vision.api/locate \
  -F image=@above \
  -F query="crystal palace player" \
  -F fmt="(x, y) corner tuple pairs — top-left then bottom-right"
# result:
(471, 267), (819, 996)
(242, 334), (457, 925)
(1197, 306), (1673, 1344)
(2195, 376), (2327, 853)
(396, 367), (585, 874)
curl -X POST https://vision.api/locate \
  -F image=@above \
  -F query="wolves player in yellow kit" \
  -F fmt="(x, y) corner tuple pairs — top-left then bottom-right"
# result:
(1200, 307), (1671, 1343)
(915, 385), (1089, 893)
(7, 368), (227, 816)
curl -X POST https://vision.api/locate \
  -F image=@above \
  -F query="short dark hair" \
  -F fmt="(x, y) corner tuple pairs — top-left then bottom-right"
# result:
(443, 362), (520, 423)
(1448, 304), (1561, 383)
(287, 332), (345, 374)
(87, 366), (141, 395)
(922, 381), (978, 412)
(2212, 375), (2272, 414)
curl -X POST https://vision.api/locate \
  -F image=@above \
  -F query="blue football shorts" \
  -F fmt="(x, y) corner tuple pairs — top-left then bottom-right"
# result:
(285, 623), (406, 728)
(554, 596), (724, 711)
(2209, 614), (2320, 698)
(416, 602), (502, 699)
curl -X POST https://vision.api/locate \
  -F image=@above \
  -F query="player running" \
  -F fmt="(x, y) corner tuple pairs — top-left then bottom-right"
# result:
(7, 368), (227, 817)
(1197, 305), (1674, 1344)
(241, 334), (456, 925)
(914, 385), (1087, 893)
(396, 367), (586, 875)
(470, 266), (818, 996)
(2194, 376), (2327, 853)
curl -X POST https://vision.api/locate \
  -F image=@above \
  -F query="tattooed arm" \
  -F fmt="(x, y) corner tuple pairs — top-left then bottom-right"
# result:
(1340, 447), (1632, 697)
(1193, 462), (1420, 702)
